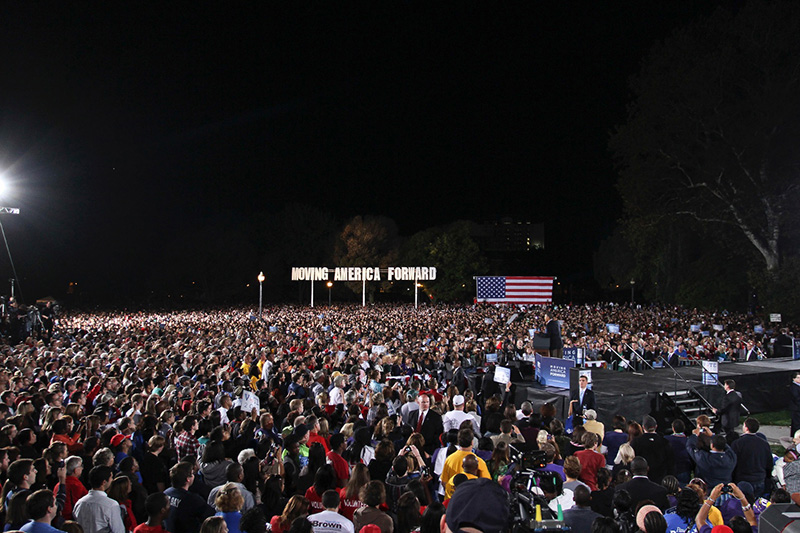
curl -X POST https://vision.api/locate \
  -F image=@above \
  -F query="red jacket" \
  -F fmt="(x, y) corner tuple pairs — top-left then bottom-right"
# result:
(55, 475), (88, 521)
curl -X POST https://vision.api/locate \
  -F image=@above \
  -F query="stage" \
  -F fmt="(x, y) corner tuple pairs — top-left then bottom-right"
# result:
(494, 356), (800, 426)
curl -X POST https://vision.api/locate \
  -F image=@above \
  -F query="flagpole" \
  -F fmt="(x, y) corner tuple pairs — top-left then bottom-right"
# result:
(310, 279), (314, 308)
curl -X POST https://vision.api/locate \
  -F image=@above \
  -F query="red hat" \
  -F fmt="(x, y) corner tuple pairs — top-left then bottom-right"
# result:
(110, 434), (130, 447)
(359, 527), (381, 533)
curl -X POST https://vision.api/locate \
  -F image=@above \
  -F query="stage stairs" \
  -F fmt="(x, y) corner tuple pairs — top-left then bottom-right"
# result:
(658, 388), (715, 429)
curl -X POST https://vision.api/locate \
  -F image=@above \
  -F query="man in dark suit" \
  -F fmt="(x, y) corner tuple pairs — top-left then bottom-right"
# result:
(713, 379), (742, 439)
(569, 375), (596, 417)
(774, 329), (794, 358)
(540, 312), (563, 358)
(406, 393), (443, 455)
(630, 416), (674, 483)
(451, 357), (467, 394)
(614, 457), (669, 511)
(791, 371), (800, 438)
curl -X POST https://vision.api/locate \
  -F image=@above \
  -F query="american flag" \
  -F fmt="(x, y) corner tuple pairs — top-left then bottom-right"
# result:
(476, 276), (554, 304)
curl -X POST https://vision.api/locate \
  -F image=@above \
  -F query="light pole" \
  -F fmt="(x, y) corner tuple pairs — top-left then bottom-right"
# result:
(630, 279), (635, 304)
(327, 281), (332, 306)
(257, 272), (265, 318)
(0, 179), (21, 304)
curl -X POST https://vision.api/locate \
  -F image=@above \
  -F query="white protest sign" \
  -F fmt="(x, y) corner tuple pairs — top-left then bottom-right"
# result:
(494, 366), (511, 385)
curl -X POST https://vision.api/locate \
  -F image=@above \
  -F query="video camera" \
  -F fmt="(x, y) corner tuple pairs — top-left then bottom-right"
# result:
(507, 448), (571, 532)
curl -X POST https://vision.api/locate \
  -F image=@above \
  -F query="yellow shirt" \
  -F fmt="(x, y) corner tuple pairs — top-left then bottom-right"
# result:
(445, 472), (479, 499)
(440, 449), (491, 487)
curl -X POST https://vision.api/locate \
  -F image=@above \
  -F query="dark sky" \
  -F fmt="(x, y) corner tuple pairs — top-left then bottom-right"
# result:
(0, 3), (727, 302)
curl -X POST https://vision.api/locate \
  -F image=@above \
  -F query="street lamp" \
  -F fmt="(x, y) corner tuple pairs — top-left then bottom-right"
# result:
(630, 279), (635, 303)
(0, 177), (21, 305)
(257, 272), (265, 318)
(326, 281), (332, 305)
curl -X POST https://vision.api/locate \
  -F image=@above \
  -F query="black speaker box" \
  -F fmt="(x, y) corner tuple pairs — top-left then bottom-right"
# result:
(759, 503), (800, 533)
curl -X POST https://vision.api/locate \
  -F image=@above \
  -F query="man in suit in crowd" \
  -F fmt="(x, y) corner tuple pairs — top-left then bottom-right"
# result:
(713, 379), (742, 440)
(406, 393), (443, 455)
(631, 416), (674, 484)
(540, 312), (563, 358)
(614, 457), (669, 511)
(451, 357), (467, 394)
(774, 329), (794, 358)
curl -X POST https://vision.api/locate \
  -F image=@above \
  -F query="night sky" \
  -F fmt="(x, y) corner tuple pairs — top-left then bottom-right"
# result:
(0, 3), (729, 302)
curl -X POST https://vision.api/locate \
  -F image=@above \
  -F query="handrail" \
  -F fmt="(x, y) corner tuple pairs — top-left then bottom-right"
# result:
(657, 356), (717, 412)
(699, 365), (752, 416)
(623, 342), (657, 372)
(603, 343), (643, 375)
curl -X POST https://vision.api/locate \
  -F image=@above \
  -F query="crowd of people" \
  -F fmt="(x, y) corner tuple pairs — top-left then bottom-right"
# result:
(0, 302), (792, 533)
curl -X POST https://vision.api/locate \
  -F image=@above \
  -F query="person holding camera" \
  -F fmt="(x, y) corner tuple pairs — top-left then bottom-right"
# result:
(695, 483), (756, 532)
(686, 429), (737, 488)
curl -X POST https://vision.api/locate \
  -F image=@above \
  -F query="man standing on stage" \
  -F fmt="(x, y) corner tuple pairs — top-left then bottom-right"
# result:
(712, 379), (742, 440)
(790, 372), (800, 437)
(570, 375), (596, 417)
(540, 311), (563, 359)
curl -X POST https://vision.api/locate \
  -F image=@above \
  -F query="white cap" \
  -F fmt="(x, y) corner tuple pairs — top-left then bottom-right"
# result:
(453, 395), (465, 406)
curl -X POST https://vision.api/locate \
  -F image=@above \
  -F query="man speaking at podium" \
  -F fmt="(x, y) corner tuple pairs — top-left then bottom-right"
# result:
(539, 311), (563, 358)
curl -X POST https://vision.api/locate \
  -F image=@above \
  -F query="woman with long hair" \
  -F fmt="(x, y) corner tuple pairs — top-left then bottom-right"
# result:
(395, 492), (421, 533)
(303, 465), (336, 515)
(200, 441), (234, 490)
(296, 443), (326, 496)
(259, 475), (286, 523)
(419, 502), (445, 533)
(107, 476), (137, 533)
(368, 440), (394, 484)
(488, 441), (512, 482)
(338, 463), (369, 520)
(4, 489), (30, 531)
(612, 443), (635, 480)
(268, 495), (309, 533)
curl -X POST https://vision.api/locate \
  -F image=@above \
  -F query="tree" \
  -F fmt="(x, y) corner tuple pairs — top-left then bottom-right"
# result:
(335, 215), (399, 298)
(402, 221), (487, 302)
(257, 204), (339, 301)
(611, 0), (800, 274)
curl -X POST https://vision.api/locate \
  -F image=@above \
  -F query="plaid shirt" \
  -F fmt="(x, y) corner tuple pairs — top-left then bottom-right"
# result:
(174, 430), (199, 460)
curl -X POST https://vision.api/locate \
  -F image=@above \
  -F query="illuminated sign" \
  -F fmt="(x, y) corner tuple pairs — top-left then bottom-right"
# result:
(291, 267), (437, 282)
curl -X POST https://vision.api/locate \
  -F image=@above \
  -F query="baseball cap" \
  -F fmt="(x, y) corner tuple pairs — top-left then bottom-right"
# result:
(445, 478), (509, 533)
(452, 395), (465, 406)
(110, 434), (130, 447)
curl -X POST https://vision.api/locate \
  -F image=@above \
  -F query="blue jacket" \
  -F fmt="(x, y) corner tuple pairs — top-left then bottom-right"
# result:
(686, 434), (737, 486)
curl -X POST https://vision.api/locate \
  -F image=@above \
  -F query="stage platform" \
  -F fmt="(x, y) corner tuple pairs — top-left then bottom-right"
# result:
(505, 357), (800, 426)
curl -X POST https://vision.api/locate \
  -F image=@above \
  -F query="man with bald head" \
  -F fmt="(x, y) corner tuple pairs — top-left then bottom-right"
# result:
(445, 454), (480, 498)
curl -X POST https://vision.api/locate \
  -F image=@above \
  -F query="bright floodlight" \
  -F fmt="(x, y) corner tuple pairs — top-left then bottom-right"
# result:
(0, 177), (6, 198)
(258, 272), (265, 283)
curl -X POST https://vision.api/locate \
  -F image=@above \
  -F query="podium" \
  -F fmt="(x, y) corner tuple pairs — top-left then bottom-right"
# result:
(533, 336), (550, 357)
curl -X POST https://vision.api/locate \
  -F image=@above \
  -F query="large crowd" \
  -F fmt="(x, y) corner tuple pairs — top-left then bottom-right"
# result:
(0, 302), (793, 533)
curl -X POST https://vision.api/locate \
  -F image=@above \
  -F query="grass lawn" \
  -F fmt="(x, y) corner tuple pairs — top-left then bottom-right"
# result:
(746, 410), (791, 427)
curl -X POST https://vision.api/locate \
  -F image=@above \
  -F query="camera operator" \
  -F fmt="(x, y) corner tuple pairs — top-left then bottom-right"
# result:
(538, 472), (574, 512)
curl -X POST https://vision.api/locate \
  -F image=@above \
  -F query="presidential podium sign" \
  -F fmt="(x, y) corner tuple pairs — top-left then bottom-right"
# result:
(535, 354), (575, 389)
